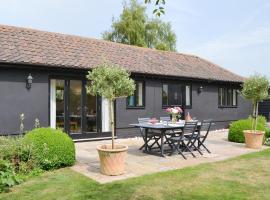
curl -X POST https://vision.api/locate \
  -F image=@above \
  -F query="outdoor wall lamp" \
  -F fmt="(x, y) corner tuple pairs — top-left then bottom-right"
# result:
(198, 86), (203, 94)
(26, 73), (33, 89)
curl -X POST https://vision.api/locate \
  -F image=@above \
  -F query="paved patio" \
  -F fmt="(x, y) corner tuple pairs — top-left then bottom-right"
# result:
(71, 130), (265, 184)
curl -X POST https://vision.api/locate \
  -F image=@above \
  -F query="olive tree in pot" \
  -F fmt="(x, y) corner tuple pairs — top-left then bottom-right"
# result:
(242, 74), (269, 149)
(87, 62), (135, 176)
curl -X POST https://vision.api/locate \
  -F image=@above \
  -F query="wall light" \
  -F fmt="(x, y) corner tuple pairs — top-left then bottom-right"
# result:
(26, 73), (33, 89)
(198, 86), (203, 94)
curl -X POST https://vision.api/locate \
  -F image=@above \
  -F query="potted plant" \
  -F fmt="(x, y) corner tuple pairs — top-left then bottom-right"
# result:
(87, 61), (135, 176)
(242, 74), (269, 149)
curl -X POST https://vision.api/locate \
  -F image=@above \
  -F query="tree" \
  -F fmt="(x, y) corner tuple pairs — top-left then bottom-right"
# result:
(242, 74), (269, 132)
(102, 0), (176, 51)
(145, 0), (166, 17)
(87, 62), (135, 149)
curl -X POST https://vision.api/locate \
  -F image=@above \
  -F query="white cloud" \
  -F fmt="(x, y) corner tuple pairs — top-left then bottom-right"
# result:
(191, 27), (270, 54)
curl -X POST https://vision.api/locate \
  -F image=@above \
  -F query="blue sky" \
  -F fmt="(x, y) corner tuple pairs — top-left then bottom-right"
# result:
(0, 0), (269, 78)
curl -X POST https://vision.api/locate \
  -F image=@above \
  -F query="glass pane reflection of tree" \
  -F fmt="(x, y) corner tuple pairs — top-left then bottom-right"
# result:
(69, 80), (82, 133)
(56, 80), (65, 130)
(86, 83), (97, 132)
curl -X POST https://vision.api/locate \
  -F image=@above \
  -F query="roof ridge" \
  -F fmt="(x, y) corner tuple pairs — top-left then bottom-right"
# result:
(0, 24), (204, 58)
(0, 24), (244, 83)
(195, 55), (245, 79)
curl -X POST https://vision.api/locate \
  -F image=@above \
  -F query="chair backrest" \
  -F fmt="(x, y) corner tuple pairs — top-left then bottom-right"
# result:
(183, 121), (198, 135)
(160, 116), (170, 122)
(138, 117), (150, 124)
(199, 120), (212, 138)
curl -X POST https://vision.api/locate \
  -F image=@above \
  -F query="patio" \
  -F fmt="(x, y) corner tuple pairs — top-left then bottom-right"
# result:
(72, 129), (265, 184)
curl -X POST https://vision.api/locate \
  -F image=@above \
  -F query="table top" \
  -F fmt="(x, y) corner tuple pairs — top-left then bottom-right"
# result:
(130, 121), (201, 129)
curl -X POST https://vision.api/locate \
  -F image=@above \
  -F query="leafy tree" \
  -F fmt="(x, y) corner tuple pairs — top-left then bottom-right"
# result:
(242, 74), (269, 132)
(87, 62), (135, 149)
(103, 0), (176, 51)
(145, 0), (166, 16)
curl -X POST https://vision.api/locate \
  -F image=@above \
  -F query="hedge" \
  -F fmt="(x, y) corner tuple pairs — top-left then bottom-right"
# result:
(228, 116), (267, 143)
(24, 128), (75, 170)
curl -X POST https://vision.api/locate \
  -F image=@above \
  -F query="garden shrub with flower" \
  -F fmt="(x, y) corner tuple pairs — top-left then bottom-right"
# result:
(0, 136), (40, 192)
(0, 127), (75, 193)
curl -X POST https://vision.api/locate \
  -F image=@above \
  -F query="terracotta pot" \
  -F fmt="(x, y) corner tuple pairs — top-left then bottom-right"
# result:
(97, 144), (128, 176)
(244, 130), (265, 149)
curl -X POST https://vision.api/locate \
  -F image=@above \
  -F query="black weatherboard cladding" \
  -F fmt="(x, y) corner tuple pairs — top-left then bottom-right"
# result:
(0, 68), (49, 134)
(116, 79), (252, 138)
(0, 64), (252, 137)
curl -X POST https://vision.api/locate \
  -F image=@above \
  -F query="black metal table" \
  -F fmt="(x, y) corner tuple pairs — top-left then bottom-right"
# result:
(130, 122), (187, 157)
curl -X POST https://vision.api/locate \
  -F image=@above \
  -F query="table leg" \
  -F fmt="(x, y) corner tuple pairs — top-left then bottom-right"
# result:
(160, 130), (165, 157)
(145, 128), (148, 152)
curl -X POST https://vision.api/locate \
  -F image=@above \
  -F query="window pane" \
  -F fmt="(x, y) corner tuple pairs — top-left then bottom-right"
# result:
(69, 80), (82, 133)
(186, 85), (191, 106)
(127, 81), (144, 107)
(136, 82), (143, 106)
(127, 95), (135, 107)
(86, 82), (97, 132)
(227, 88), (232, 106)
(218, 88), (222, 106)
(222, 88), (227, 106)
(168, 84), (182, 106)
(56, 80), (65, 130)
(162, 84), (168, 106)
(233, 89), (237, 106)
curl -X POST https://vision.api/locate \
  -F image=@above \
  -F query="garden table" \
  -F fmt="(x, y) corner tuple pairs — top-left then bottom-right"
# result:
(131, 122), (201, 157)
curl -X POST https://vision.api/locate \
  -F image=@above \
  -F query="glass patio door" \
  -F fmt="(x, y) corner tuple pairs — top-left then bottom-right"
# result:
(69, 80), (82, 135)
(50, 79), (103, 139)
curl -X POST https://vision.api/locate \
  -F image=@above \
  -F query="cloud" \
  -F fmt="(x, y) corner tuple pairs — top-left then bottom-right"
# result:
(185, 27), (270, 78)
(191, 27), (270, 55)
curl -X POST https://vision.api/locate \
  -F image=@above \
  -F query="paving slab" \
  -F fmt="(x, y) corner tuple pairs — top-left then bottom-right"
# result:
(71, 130), (267, 184)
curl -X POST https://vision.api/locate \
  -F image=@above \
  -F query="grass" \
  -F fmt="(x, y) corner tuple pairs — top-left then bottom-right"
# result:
(1, 149), (270, 200)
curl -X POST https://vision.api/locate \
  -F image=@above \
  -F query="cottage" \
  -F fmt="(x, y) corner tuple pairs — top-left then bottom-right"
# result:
(0, 25), (252, 140)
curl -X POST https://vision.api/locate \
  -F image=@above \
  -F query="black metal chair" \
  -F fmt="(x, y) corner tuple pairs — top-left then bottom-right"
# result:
(196, 120), (212, 153)
(168, 121), (198, 159)
(160, 116), (182, 133)
(138, 118), (161, 150)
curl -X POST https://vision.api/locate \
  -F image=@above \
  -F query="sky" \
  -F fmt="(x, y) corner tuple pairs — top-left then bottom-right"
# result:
(0, 0), (269, 78)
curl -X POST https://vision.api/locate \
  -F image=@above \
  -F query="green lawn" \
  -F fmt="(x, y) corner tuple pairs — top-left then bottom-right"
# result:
(1, 149), (270, 200)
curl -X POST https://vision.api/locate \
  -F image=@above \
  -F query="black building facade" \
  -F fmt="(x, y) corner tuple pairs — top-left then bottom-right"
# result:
(0, 25), (253, 139)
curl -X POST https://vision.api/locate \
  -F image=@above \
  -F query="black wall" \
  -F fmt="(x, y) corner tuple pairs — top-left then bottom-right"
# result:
(0, 68), (49, 134)
(115, 79), (253, 138)
(0, 65), (253, 137)
(0, 65), (87, 135)
(259, 99), (270, 121)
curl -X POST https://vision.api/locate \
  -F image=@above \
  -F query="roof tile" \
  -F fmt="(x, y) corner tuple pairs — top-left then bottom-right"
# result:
(0, 25), (244, 82)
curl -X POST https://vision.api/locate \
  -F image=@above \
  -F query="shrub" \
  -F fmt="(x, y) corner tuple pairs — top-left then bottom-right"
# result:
(265, 127), (270, 139)
(228, 116), (267, 143)
(264, 128), (270, 146)
(0, 160), (22, 192)
(24, 128), (75, 170)
(0, 136), (37, 174)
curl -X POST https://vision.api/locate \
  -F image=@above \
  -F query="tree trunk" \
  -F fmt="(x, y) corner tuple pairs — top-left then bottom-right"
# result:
(110, 100), (115, 149)
(254, 101), (259, 133)
(252, 102), (256, 132)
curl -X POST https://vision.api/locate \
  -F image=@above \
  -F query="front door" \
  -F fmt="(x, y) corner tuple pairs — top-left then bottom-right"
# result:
(50, 78), (109, 139)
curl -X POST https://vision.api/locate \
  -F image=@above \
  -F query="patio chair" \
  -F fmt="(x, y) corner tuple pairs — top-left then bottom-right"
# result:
(196, 120), (212, 153)
(138, 118), (161, 151)
(160, 116), (183, 133)
(167, 121), (199, 159)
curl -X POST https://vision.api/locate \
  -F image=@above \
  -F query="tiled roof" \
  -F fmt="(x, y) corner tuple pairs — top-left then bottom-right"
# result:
(0, 24), (244, 82)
